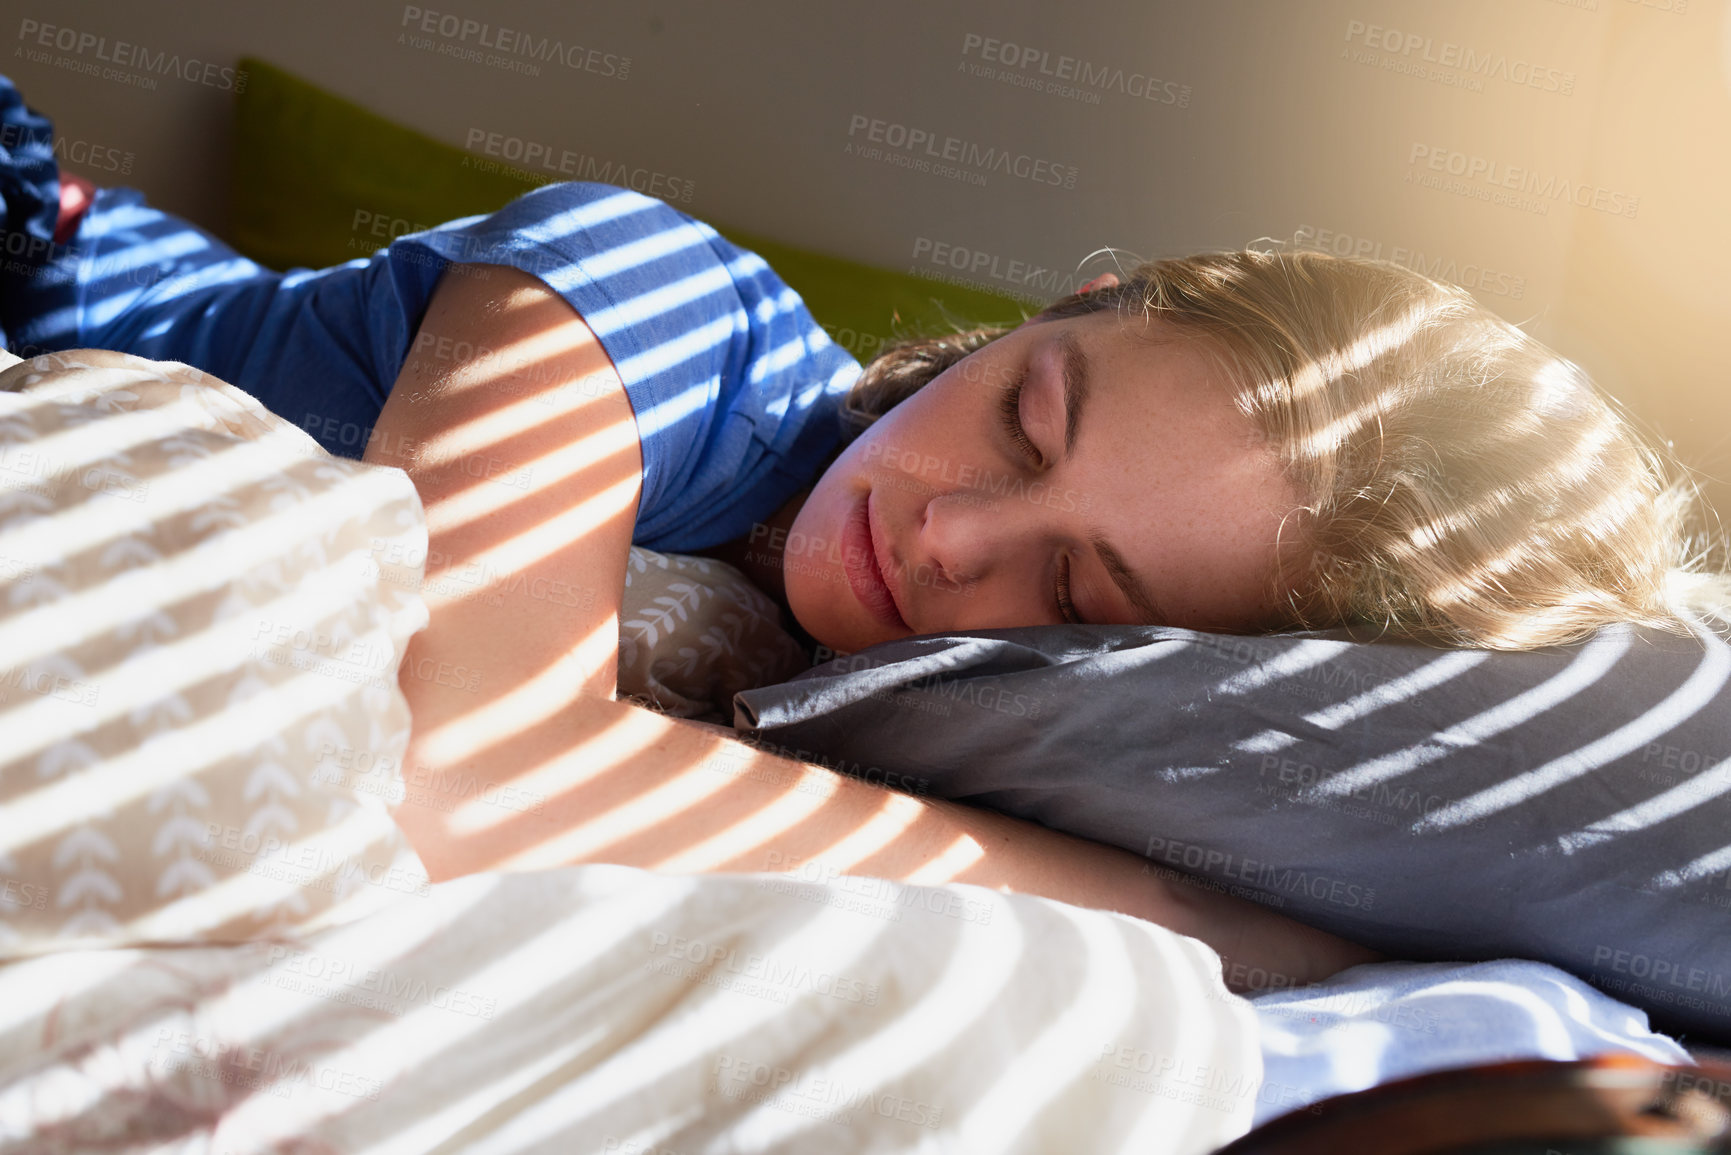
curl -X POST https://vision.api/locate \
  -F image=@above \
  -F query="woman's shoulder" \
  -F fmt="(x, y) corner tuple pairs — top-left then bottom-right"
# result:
(376, 182), (859, 552)
(396, 183), (710, 269)
(385, 181), (827, 327)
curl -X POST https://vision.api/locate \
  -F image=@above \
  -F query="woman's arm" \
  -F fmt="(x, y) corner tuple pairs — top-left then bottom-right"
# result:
(365, 263), (1380, 992)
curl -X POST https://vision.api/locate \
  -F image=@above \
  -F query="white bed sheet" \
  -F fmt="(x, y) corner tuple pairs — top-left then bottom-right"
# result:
(0, 863), (1269, 1154)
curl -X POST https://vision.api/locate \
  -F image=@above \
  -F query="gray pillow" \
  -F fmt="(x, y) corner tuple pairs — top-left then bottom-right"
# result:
(734, 619), (1731, 1046)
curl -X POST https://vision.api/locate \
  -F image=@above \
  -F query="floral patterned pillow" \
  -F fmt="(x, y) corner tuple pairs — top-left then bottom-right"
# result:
(616, 548), (811, 724)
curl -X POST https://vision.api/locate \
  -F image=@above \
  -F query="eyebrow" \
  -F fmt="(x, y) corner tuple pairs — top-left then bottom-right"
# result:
(1059, 328), (1091, 458)
(1058, 331), (1164, 626)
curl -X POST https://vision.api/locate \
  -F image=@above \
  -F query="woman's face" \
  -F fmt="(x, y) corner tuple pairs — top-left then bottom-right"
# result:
(784, 302), (1308, 655)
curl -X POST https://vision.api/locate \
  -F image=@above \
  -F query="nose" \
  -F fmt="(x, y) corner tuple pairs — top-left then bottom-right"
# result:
(917, 489), (1029, 590)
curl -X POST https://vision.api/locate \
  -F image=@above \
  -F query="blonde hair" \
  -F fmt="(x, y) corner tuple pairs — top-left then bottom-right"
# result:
(843, 249), (1731, 650)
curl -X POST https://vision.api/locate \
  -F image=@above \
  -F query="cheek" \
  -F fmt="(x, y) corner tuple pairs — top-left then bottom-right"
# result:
(860, 386), (989, 476)
(786, 489), (832, 560)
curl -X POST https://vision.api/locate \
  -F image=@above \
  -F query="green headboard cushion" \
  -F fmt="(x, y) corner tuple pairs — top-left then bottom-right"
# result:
(228, 57), (1032, 362)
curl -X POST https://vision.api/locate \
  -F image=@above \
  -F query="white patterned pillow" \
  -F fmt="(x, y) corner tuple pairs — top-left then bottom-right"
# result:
(0, 349), (431, 956)
(616, 548), (810, 723)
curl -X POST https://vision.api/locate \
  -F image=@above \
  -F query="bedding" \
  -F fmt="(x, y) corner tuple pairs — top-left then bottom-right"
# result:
(616, 546), (810, 723)
(2, 57), (1712, 1140)
(1241, 958), (1692, 1129)
(734, 619), (1731, 1045)
(0, 863), (1268, 1154)
(0, 353), (1704, 1151)
(0, 348), (430, 955)
(0, 345), (1263, 1151)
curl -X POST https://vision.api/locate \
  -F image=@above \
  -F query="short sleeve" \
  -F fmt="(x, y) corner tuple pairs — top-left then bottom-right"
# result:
(0, 73), (64, 352)
(384, 182), (862, 553)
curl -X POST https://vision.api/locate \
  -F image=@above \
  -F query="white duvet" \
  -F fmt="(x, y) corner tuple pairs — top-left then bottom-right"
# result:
(0, 346), (1268, 1153)
(1, 865), (1266, 1154)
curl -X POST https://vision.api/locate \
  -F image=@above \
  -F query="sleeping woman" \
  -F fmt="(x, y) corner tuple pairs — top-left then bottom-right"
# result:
(3, 74), (1725, 995)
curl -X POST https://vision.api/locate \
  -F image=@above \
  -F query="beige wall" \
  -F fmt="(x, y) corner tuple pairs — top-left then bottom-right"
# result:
(10, 0), (1729, 517)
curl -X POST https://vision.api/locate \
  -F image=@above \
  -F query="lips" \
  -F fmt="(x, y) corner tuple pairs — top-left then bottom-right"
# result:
(842, 491), (909, 632)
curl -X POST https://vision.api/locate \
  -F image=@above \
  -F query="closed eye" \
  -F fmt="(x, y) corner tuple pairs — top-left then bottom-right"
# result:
(1056, 553), (1083, 624)
(997, 368), (1082, 623)
(996, 367), (1042, 467)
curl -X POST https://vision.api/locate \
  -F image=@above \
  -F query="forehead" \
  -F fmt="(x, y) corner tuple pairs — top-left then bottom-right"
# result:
(1067, 308), (1240, 401)
(1058, 311), (1302, 626)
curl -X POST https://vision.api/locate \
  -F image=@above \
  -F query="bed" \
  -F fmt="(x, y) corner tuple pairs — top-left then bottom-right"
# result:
(0, 337), (1711, 1153)
(0, 346), (1267, 1153)
(2, 56), (1722, 1150)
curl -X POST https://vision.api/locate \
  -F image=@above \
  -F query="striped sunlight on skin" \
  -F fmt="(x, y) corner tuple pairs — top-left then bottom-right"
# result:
(650, 774), (924, 875)
(348, 224), (1379, 990)
(371, 268), (953, 887)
